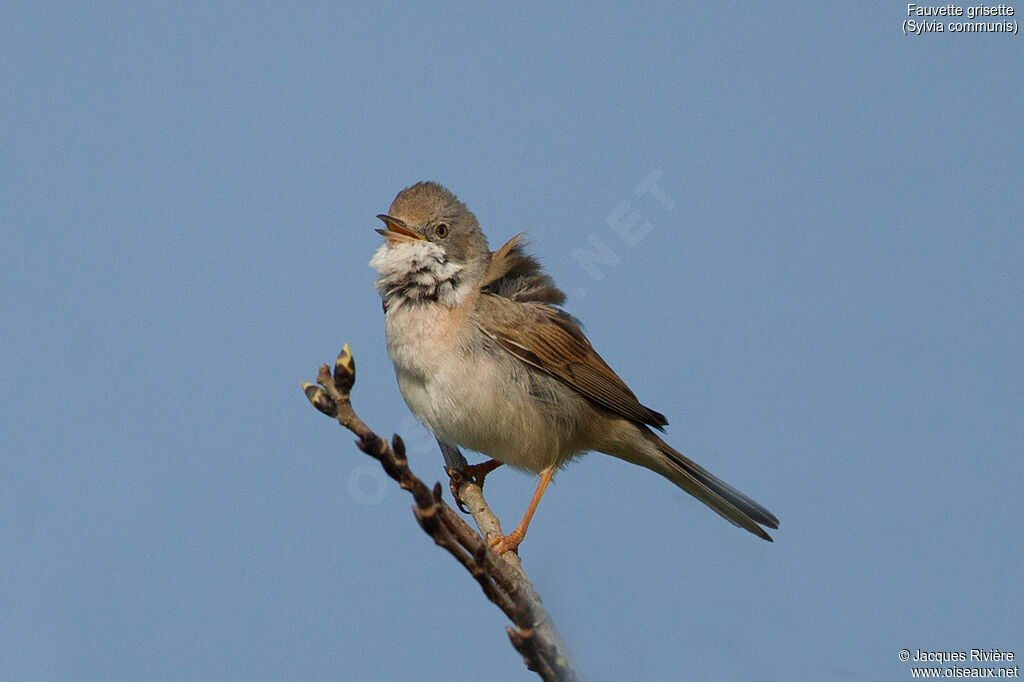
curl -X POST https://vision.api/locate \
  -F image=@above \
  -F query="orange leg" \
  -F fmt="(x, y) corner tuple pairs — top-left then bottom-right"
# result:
(490, 466), (556, 555)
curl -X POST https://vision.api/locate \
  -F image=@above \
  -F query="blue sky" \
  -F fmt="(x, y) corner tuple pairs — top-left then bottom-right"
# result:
(2, 3), (1022, 680)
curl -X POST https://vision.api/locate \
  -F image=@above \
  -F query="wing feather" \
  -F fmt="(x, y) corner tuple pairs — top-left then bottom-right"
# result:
(480, 234), (566, 305)
(474, 294), (667, 429)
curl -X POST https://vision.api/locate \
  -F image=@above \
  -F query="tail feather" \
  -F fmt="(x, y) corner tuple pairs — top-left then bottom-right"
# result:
(641, 430), (779, 542)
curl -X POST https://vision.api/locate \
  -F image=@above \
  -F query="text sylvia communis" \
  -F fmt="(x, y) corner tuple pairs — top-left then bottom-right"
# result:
(371, 181), (779, 553)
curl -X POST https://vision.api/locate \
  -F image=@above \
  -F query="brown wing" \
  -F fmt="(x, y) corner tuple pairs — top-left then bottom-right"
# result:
(474, 294), (667, 429)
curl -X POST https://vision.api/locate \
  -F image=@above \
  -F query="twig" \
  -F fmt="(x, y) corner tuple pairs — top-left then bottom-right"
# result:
(303, 345), (580, 681)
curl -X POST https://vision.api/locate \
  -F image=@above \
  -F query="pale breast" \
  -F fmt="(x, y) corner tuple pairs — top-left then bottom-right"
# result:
(384, 302), (589, 472)
(384, 302), (465, 379)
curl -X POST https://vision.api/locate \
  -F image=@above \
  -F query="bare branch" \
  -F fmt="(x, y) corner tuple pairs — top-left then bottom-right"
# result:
(303, 344), (580, 681)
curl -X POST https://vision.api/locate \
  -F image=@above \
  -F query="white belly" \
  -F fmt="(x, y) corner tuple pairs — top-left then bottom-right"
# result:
(384, 303), (583, 471)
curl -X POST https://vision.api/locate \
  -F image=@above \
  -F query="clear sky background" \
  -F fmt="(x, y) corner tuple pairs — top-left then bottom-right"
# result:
(3, 3), (1022, 680)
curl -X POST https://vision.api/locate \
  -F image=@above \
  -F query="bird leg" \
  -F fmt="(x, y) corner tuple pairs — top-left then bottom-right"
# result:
(489, 466), (556, 555)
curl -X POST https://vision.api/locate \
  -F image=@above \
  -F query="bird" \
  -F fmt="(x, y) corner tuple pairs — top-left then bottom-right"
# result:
(370, 181), (779, 554)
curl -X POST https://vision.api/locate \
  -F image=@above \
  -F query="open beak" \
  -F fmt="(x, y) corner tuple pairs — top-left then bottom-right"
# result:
(375, 214), (424, 244)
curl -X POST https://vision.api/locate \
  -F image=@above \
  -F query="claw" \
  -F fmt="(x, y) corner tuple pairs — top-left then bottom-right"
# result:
(445, 466), (471, 513)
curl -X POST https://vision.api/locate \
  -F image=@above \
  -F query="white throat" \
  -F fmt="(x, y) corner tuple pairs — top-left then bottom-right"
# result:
(370, 240), (472, 309)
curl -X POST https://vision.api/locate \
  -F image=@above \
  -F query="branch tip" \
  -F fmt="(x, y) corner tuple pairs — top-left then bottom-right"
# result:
(333, 343), (356, 392)
(302, 383), (337, 416)
(303, 351), (577, 680)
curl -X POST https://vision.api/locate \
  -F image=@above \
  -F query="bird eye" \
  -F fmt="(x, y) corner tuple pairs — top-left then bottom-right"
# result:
(433, 223), (450, 239)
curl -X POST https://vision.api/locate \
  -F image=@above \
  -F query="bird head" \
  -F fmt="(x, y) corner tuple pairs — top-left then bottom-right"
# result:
(371, 182), (489, 308)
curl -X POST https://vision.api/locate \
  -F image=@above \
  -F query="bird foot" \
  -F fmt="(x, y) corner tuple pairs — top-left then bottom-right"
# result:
(445, 460), (503, 513)
(488, 529), (525, 556)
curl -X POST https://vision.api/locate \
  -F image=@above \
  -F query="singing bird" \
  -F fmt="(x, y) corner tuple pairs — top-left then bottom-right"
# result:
(371, 181), (779, 553)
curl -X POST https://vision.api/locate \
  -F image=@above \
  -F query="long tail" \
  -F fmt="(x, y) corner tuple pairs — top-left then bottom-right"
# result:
(637, 429), (779, 541)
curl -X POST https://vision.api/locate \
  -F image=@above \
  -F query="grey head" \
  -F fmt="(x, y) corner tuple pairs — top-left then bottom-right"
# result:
(371, 182), (491, 308)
